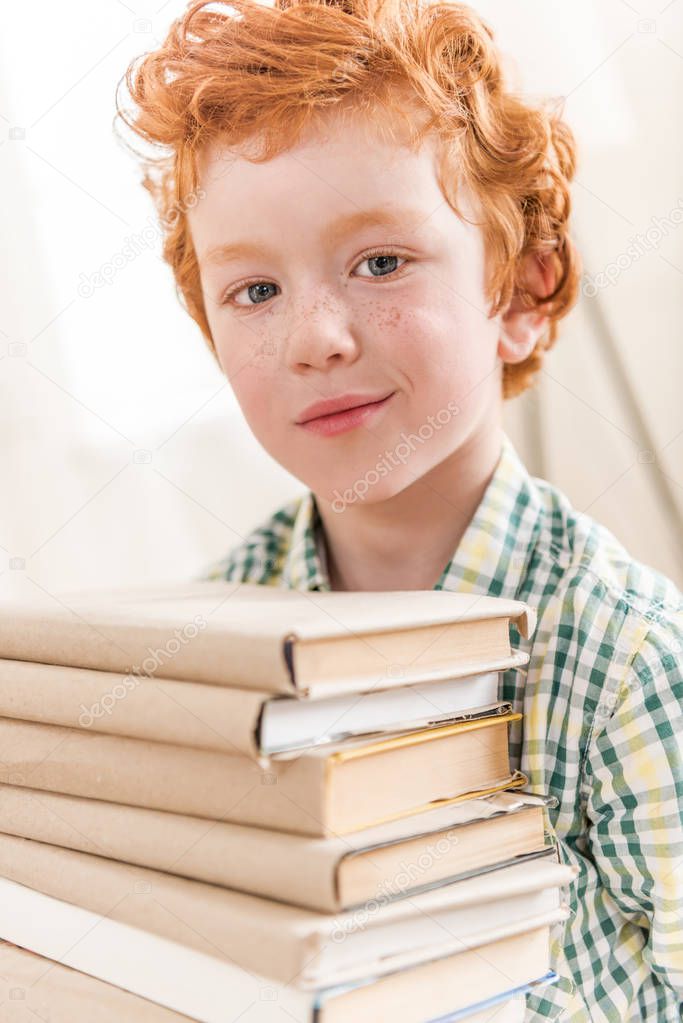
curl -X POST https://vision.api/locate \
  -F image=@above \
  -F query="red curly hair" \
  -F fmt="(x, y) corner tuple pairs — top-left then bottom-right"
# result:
(115, 0), (580, 399)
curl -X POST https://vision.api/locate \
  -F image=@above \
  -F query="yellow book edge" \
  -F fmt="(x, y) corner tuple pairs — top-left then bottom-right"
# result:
(328, 711), (523, 764)
(341, 770), (529, 831)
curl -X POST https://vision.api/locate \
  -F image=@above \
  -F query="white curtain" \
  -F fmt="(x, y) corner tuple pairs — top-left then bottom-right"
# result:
(489, 0), (683, 583)
(1, 0), (681, 600)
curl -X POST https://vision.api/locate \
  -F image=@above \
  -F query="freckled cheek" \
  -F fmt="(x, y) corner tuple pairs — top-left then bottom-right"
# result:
(389, 298), (498, 400)
(218, 351), (284, 435)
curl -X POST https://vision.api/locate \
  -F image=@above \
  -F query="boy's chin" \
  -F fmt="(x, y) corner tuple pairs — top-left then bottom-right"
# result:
(311, 472), (420, 514)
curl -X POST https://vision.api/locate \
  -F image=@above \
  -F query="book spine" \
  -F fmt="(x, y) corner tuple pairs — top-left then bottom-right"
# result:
(0, 718), (329, 837)
(0, 659), (267, 757)
(0, 784), (341, 913)
(0, 833), (320, 986)
(0, 940), (197, 1022)
(0, 615), (296, 692)
(0, 862), (317, 1018)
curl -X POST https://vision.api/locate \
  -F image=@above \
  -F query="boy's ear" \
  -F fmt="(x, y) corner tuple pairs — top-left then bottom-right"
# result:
(498, 251), (556, 365)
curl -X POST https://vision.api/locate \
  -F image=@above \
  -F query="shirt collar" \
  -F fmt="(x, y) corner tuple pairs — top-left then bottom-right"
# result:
(279, 490), (331, 591)
(280, 432), (544, 598)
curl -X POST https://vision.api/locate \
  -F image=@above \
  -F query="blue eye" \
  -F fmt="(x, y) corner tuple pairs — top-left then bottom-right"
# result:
(221, 250), (408, 309)
(246, 283), (277, 305)
(354, 251), (407, 280)
(221, 280), (279, 308)
(365, 254), (400, 277)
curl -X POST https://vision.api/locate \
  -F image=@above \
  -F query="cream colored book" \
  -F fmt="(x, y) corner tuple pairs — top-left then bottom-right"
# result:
(0, 657), (513, 757)
(0, 939), (193, 1022)
(0, 579), (535, 697)
(0, 785), (554, 912)
(0, 941), (535, 1023)
(0, 712), (525, 835)
(0, 833), (576, 991)
(0, 884), (557, 1023)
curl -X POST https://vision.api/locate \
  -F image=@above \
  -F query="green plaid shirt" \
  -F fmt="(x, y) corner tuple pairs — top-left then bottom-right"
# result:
(202, 432), (683, 1022)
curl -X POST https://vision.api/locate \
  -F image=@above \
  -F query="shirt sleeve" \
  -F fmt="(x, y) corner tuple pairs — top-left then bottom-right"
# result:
(582, 619), (683, 1004)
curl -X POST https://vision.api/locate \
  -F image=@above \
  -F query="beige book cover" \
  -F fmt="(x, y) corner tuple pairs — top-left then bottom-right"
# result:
(0, 658), (519, 759)
(0, 904), (547, 1023)
(0, 657), (268, 758)
(0, 785), (553, 912)
(0, 832), (577, 989)
(0, 713), (525, 835)
(0, 579), (536, 697)
(0, 940), (193, 1022)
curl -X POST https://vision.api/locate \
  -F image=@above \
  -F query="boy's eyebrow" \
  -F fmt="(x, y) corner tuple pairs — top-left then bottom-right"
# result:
(201, 206), (427, 267)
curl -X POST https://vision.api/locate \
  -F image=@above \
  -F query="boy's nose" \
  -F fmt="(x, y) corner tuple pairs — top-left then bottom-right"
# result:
(282, 295), (361, 372)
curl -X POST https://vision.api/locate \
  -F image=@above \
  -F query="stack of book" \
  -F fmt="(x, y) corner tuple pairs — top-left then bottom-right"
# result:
(0, 580), (577, 1022)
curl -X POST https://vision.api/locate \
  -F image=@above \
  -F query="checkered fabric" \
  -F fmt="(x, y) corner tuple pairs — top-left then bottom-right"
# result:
(201, 431), (683, 1022)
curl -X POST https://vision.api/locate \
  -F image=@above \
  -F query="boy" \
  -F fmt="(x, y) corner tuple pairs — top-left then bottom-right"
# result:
(118, 0), (683, 1018)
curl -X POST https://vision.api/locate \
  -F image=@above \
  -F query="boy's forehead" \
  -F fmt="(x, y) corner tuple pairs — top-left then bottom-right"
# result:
(197, 103), (430, 184)
(197, 95), (429, 171)
(191, 106), (478, 231)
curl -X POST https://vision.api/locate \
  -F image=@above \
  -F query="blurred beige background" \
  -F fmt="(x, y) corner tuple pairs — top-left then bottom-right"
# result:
(0, 0), (681, 599)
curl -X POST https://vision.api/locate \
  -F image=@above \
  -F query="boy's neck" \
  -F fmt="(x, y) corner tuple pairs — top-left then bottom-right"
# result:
(316, 422), (504, 593)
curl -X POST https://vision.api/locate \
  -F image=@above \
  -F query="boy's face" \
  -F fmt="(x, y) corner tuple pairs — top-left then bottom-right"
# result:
(189, 108), (523, 509)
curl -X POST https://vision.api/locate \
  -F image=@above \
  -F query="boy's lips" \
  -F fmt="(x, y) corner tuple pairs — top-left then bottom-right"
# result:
(295, 390), (396, 425)
(295, 391), (397, 437)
